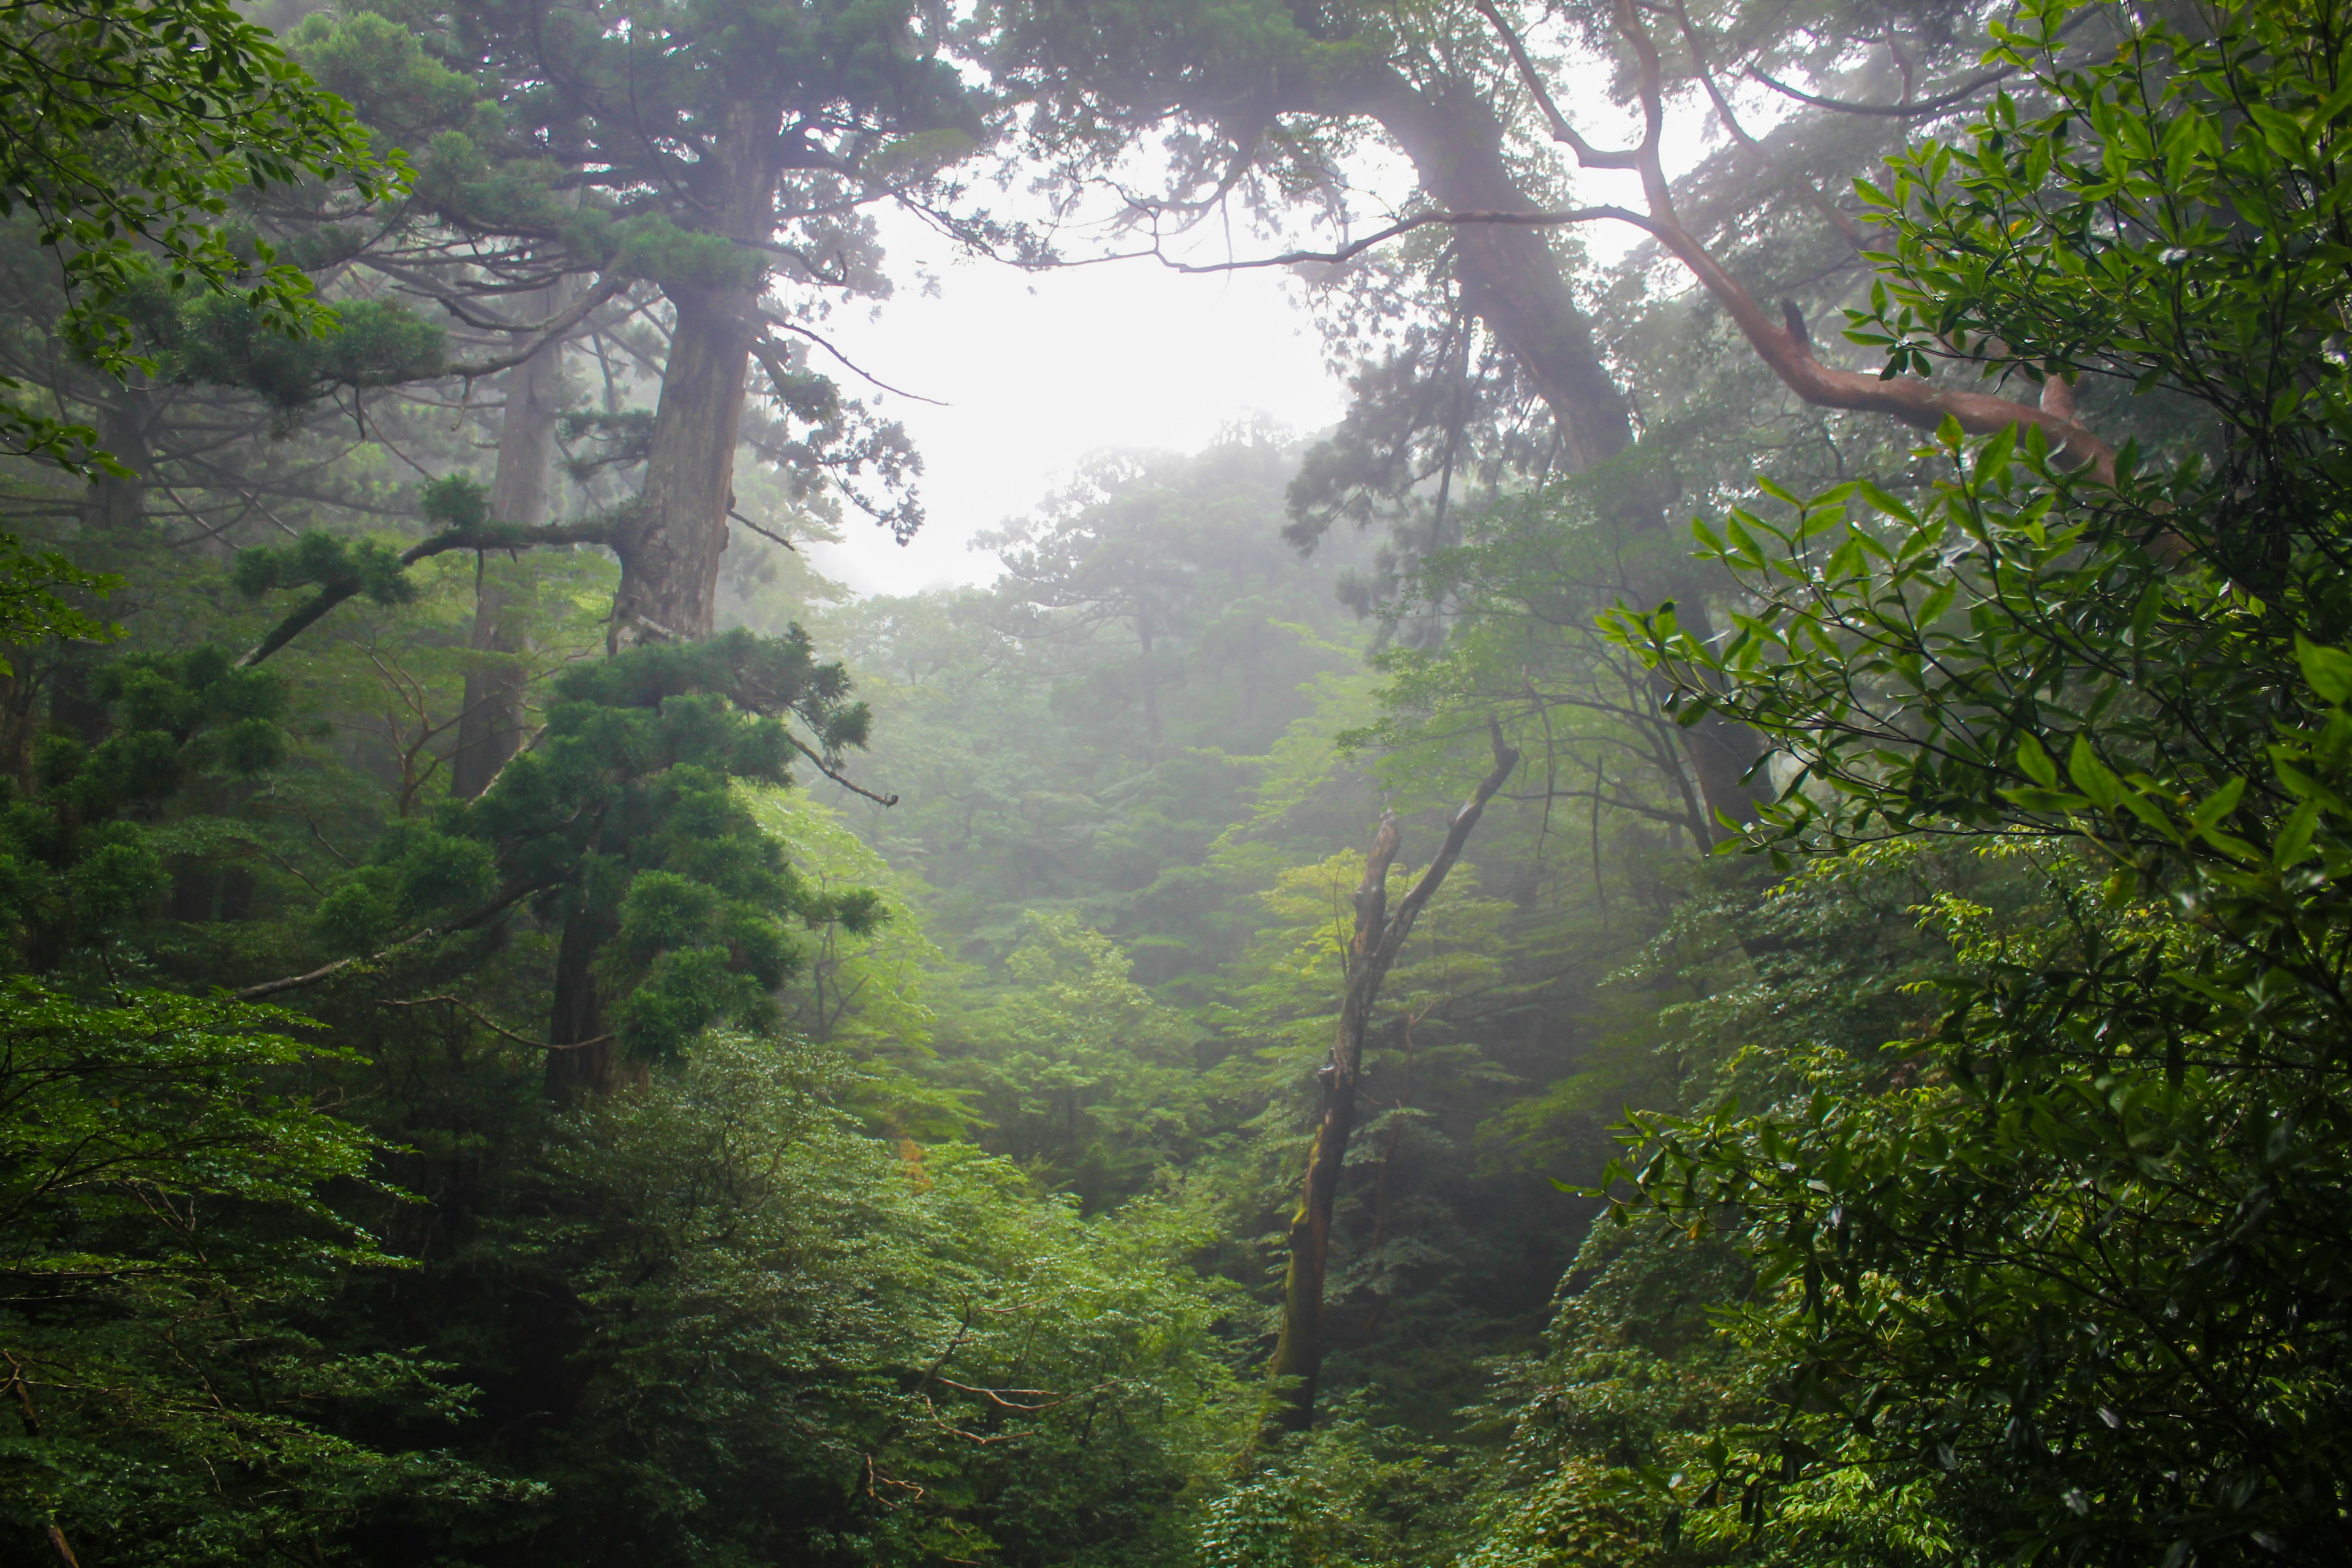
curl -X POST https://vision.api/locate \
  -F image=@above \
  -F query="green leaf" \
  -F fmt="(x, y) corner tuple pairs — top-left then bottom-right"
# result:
(2297, 638), (2352, 706)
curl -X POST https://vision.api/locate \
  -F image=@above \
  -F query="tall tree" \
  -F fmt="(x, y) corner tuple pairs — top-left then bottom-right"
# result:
(990, 0), (2114, 835)
(493, 0), (983, 646)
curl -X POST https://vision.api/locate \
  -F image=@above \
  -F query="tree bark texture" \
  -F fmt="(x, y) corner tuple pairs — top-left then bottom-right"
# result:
(453, 279), (571, 799)
(1264, 722), (1520, 1434)
(609, 108), (780, 652)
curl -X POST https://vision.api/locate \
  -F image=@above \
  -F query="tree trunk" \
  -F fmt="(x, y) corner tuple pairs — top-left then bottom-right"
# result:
(543, 907), (614, 1102)
(609, 108), (780, 652)
(1360, 75), (1771, 836)
(547, 114), (779, 1096)
(453, 278), (571, 799)
(46, 390), (154, 753)
(1264, 722), (1519, 1436)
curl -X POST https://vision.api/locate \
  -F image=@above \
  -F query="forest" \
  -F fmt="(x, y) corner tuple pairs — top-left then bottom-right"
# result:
(0, 0), (2345, 1561)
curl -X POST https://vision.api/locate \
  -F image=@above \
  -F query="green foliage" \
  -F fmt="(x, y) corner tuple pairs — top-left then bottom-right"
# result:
(235, 530), (418, 606)
(0, 537), (117, 674)
(516, 1032), (1248, 1567)
(152, 290), (447, 410)
(0, 982), (496, 1564)
(0, 0), (398, 470)
(0, 649), (294, 966)
(325, 628), (879, 1060)
(943, 911), (1204, 1209)
(1587, 1), (2352, 1559)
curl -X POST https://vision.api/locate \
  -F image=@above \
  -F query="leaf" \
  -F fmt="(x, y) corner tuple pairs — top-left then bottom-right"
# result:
(2016, 733), (2060, 787)
(2067, 736), (2124, 810)
(2297, 637), (2352, 706)
(2275, 798), (2321, 868)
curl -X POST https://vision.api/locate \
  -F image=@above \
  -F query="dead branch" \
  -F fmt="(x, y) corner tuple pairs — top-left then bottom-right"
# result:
(785, 733), (899, 807)
(383, 993), (609, 1052)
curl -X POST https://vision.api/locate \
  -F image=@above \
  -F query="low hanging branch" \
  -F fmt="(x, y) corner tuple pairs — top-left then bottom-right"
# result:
(233, 878), (545, 1000)
(235, 519), (616, 669)
(1263, 717), (1520, 1436)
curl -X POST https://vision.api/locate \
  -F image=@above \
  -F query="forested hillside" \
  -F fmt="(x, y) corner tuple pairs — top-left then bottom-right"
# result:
(2, 0), (2346, 1563)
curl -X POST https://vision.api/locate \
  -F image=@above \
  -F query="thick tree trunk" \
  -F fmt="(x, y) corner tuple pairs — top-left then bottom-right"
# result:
(1264, 723), (1518, 1435)
(609, 108), (780, 652)
(1358, 75), (1772, 836)
(546, 114), (779, 1096)
(453, 280), (571, 799)
(610, 287), (755, 648)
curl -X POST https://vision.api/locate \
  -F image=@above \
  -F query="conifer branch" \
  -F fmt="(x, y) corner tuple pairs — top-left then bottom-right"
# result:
(236, 521), (616, 669)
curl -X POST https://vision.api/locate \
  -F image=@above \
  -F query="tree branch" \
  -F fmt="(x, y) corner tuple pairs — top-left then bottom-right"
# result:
(755, 314), (948, 405)
(1468, 0), (2116, 478)
(786, 733), (899, 807)
(232, 879), (543, 1000)
(439, 271), (633, 379)
(236, 520), (617, 669)
(1747, 63), (2011, 118)
(1371, 717), (1520, 973)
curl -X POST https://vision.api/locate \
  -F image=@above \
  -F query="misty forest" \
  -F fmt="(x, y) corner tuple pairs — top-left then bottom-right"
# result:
(3, 0), (2348, 1562)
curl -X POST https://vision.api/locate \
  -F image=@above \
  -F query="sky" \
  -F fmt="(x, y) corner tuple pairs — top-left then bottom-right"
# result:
(792, 42), (1721, 599)
(799, 209), (1349, 596)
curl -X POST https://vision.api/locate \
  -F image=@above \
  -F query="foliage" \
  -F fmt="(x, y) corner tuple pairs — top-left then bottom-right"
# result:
(0, 0), (396, 469)
(0, 649), (293, 970)
(1593, 0), (2352, 1559)
(0, 982), (497, 1564)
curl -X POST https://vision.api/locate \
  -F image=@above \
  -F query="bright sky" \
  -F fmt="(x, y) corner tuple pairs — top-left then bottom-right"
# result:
(802, 208), (1349, 595)
(796, 43), (1732, 598)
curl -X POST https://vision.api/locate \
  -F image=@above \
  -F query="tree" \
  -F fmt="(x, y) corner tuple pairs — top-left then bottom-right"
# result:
(262, 627), (884, 1099)
(451, 0), (982, 648)
(1265, 720), (1517, 1433)
(1591, 0), (2352, 1558)
(990, 0), (2146, 839)
(0, 0), (394, 471)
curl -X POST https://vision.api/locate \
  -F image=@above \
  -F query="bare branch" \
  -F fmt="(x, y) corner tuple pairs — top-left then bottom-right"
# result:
(232, 879), (543, 1000)
(384, 993), (608, 1052)
(1747, 63), (2011, 118)
(786, 732), (899, 807)
(1147, 205), (1655, 274)
(755, 315), (948, 405)
(729, 507), (799, 552)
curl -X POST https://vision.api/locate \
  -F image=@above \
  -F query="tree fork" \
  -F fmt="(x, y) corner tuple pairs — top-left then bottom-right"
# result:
(1264, 718), (1519, 1436)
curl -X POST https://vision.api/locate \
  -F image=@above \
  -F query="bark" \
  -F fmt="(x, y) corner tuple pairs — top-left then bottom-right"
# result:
(453, 278), (572, 799)
(46, 390), (154, 752)
(542, 907), (615, 1102)
(1353, 72), (1773, 835)
(608, 107), (781, 652)
(1264, 721), (1520, 1435)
